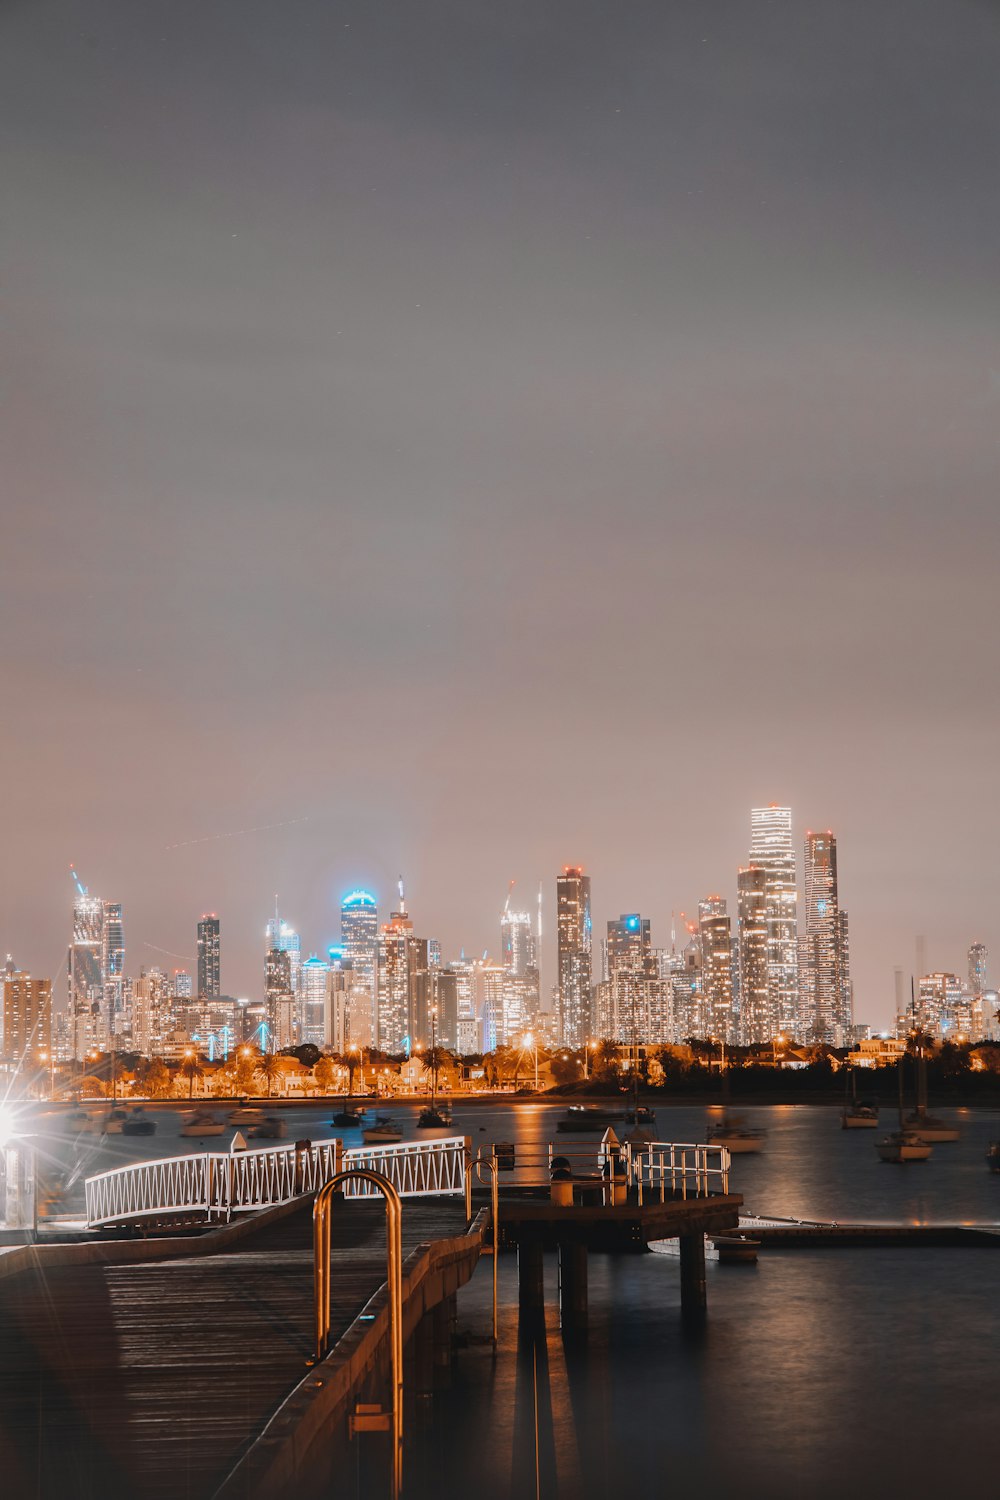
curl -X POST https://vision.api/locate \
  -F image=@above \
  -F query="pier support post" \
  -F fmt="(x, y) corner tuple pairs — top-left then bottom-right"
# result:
(518, 1238), (545, 1321)
(558, 1240), (588, 1330)
(413, 1309), (435, 1407)
(432, 1294), (455, 1386)
(678, 1232), (707, 1320)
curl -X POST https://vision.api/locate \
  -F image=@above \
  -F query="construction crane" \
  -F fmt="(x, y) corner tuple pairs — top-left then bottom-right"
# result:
(69, 865), (88, 898)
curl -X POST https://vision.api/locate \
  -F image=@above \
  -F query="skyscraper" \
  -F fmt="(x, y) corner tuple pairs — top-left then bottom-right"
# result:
(556, 866), (592, 1048)
(2, 970), (51, 1061)
(265, 947), (294, 1049)
(699, 897), (735, 1043)
(298, 955), (330, 1047)
(341, 891), (378, 1046)
(265, 906), (301, 995)
(749, 806), (799, 1037)
(196, 914), (221, 999)
(68, 882), (104, 1059)
(737, 866), (770, 1044)
(102, 901), (125, 1040)
(598, 914), (660, 1042)
(800, 831), (852, 1044)
(377, 898), (413, 1053)
(500, 901), (540, 1042)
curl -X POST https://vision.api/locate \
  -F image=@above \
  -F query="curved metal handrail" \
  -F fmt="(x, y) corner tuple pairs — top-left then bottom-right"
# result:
(313, 1168), (404, 1499)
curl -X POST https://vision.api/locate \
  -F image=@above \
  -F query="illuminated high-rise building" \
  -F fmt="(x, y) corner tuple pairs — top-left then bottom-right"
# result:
(173, 970), (193, 1000)
(341, 891), (378, 1045)
(500, 901), (540, 1041)
(102, 901), (125, 1039)
(2, 969), (51, 1061)
(800, 831), (852, 1044)
(969, 943), (989, 1037)
(737, 867), (770, 1043)
(556, 866), (592, 1047)
(265, 947), (294, 1049)
(196, 914), (221, 998)
(597, 914), (659, 1042)
(749, 807), (799, 1036)
(699, 897), (735, 1043)
(68, 880), (104, 1059)
(265, 906), (301, 995)
(377, 891), (413, 1053)
(298, 955), (329, 1047)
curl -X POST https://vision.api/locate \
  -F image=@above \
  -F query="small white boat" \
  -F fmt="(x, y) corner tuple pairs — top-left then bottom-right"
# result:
(229, 1107), (266, 1126)
(362, 1115), (403, 1145)
(875, 1129), (932, 1163)
(64, 1108), (103, 1135)
(708, 1114), (765, 1154)
(102, 1107), (129, 1135)
(180, 1111), (227, 1138)
(842, 1104), (879, 1129)
(902, 1111), (959, 1143)
(650, 1232), (759, 1265)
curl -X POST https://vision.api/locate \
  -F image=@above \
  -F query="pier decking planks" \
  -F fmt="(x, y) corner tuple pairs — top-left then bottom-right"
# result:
(0, 1197), (468, 1500)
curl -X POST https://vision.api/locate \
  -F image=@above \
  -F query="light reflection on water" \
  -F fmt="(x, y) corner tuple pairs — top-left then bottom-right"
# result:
(409, 1244), (1000, 1500)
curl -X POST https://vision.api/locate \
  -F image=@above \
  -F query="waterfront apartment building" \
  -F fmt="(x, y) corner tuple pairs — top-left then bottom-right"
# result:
(749, 806), (800, 1037)
(196, 914), (221, 998)
(800, 831), (852, 1044)
(2, 970), (51, 1060)
(556, 867), (592, 1048)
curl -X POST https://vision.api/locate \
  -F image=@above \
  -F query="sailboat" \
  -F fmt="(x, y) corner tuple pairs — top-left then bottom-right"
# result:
(707, 1039), (765, 1153)
(841, 1065), (879, 1128)
(875, 1053), (932, 1162)
(902, 1022), (959, 1141)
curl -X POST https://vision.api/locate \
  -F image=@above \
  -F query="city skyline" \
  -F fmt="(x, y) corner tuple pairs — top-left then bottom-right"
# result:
(11, 801), (994, 1039)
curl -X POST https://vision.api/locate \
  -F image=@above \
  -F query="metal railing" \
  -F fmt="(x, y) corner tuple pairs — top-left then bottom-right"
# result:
(313, 1170), (404, 1500)
(84, 1136), (466, 1228)
(627, 1141), (731, 1201)
(342, 1136), (468, 1200)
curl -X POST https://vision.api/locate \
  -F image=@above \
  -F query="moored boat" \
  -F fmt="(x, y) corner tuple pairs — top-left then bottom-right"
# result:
(102, 1107), (129, 1135)
(179, 1111), (227, 1138)
(417, 1103), (453, 1128)
(249, 1114), (286, 1139)
(707, 1115), (765, 1154)
(876, 1129), (932, 1163)
(557, 1105), (625, 1133)
(332, 1105), (368, 1127)
(121, 1108), (156, 1136)
(362, 1115), (403, 1145)
(902, 1111), (959, 1143)
(986, 1141), (1000, 1173)
(229, 1106), (266, 1126)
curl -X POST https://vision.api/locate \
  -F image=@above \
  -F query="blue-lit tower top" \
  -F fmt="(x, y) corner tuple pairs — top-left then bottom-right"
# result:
(342, 889), (377, 908)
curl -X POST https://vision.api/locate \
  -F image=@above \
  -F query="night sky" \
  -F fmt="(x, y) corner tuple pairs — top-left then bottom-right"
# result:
(3, 1), (998, 1026)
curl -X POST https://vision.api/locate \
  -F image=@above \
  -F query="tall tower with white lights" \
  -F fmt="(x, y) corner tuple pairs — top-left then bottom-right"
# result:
(749, 807), (799, 1038)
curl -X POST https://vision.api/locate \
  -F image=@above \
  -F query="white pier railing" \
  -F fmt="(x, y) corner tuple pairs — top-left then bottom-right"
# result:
(84, 1136), (469, 1229)
(627, 1141), (731, 1201)
(341, 1137), (468, 1198)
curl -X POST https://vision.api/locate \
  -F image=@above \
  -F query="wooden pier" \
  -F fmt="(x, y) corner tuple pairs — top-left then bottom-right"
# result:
(0, 1194), (479, 1500)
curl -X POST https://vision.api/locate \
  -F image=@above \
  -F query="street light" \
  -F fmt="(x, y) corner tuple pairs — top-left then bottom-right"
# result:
(522, 1032), (539, 1091)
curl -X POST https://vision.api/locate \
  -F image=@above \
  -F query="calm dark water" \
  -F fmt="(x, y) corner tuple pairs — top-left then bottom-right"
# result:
(407, 1243), (1000, 1500)
(29, 1099), (1000, 1497)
